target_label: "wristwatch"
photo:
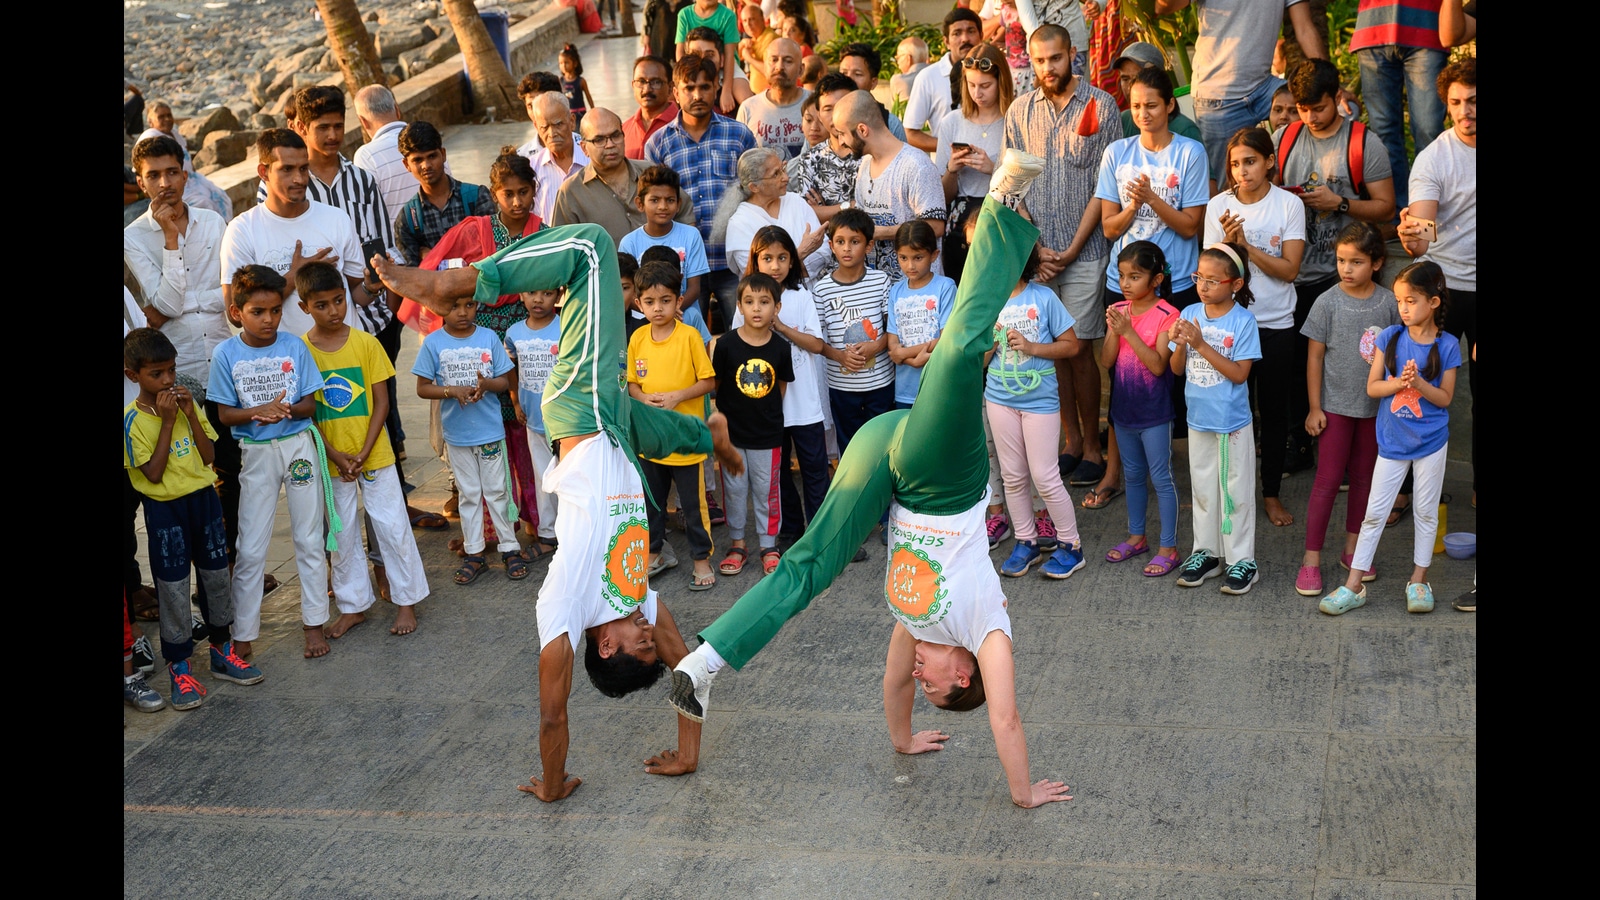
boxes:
[1337,198,1350,214]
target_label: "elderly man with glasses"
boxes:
[550,108,697,245]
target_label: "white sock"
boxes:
[695,642,727,674]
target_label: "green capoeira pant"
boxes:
[699,199,1041,668]
[472,222,710,466]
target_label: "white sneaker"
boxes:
[669,649,716,723]
[988,148,1046,207]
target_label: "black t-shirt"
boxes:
[712,329,794,449]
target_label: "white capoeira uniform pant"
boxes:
[232,430,327,639]
[328,464,430,612]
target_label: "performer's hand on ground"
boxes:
[518,773,582,801]
[1014,779,1073,808]
[897,730,950,755]
[707,412,744,477]
[644,749,697,776]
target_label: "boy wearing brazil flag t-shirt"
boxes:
[299,262,430,641]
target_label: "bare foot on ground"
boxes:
[391,605,418,635]
[326,612,366,639]
[1264,497,1294,527]
[303,626,330,658]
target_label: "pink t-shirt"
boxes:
[1109,298,1180,430]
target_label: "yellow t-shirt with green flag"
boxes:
[303,330,396,473]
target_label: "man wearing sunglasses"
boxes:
[550,108,697,246]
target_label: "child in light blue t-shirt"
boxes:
[413,295,522,584]
[1169,243,1263,595]
[984,247,1086,582]
[505,288,562,556]
[619,165,710,324]
[885,222,956,408]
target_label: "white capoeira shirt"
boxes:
[536,434,659,650]
[884,488,1012,653]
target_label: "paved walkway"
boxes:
[124,30,1476,899]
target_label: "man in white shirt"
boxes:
[221,130,377,337]
[902,7,984,152]
[1400,56,1475,492]
[736,38,809,160]
[126,134,246,593]
[519,92,590,224]
[352,85,451,222]
[835,91,946,281]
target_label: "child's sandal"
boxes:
[503,550,531,581]
[761,548,781,575]
[454,555,488,585]
[718,547,749,575]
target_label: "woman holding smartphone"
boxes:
[934,42,1014,280]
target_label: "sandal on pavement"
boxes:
[1068,459,1106,487]
[1081,485,1123,509]
[454,555,488,585]
[1385,500,1411,528]
[718,547,749,575]
[503,550,531,581]
[1105,540,1149,563]
[409,509,449,530]
[689,569,716,591]
[1143,553,1180,577]
[761,548,781,575]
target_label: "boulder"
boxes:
[255,44,328,107]
[384,61,407,85]
[250,112,281,131]
[399,31,459,76]
[194,130,257,169]
[178,105,242,152]
[374,23,430,58]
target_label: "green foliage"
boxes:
[817,1,945,79]
[1326,0,1361,98]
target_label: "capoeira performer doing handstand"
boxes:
[667,154,1073,808]
[375,225,744,802]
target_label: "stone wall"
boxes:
[212,5,579,216]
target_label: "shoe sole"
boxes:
[1407,603,1435,614]
[211,668,265,686]
[1001,559,1038,577]
[1041,558,1086,580]
[172,695,204,711]
[1175,567,1221,588]
[1453,603,1476,612]
[1320,596,1366,615]
[668,670,705,722]
[1295,584,1323,596]
[125,697,166,712]
[1220,576,1258,595]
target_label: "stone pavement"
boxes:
[123,33,1475,900]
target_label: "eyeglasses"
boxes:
[1190,273,1231,290]
[632,78,667,89]
[961,57,998,73]
[582,131,625,147]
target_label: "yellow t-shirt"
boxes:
[303,330,397,472]
[626,321,714,465]
[123,401,220,503]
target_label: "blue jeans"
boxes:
[1357,46,1447,211]
[1193,77,1285,184]
[1115,420,1178,548]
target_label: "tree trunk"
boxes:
[620,0,637,38]
[440,0,528,121]
[315,0,385,99]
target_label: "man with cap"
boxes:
[1114,42,1203,143]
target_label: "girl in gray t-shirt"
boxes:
[1294,223,1400,598]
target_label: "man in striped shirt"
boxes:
[644,55,756,331]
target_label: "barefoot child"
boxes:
[669,156,1076,810]
[124,328,263,708]
[1098,241,1182,577]
[208,266,332,659]
[1319,262,1459,616]
[371,221,745,802]
[505,287,563,561]
[1169,244,1263,595]
[413,293,523,586]
[298,262,431,637]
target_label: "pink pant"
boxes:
[986,401,1080,546]
[1304,413,1378,552]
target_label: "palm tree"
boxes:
[316,0,385,98]
[441,0,528,121]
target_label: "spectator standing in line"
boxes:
[834,91,946,282]
[552,108,697,246]
[903,8,985,152]
[737,38,810,160]
[353,85,451,222]
[521,93,590,225]
[624,56,680,160]
[1349,0,1449,211]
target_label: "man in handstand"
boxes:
[666,152,1074,808]
[374,224,743,801]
